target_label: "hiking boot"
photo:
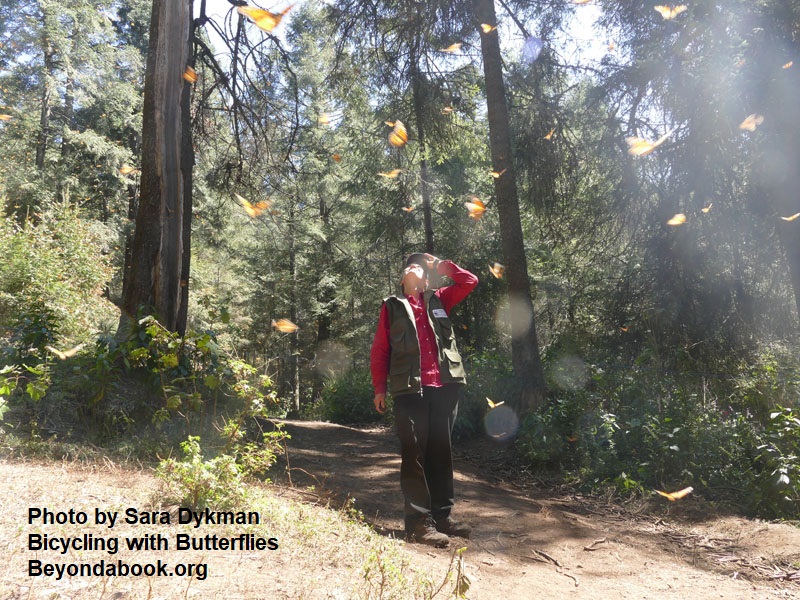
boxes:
[407,517,450,547]
[435,516,472,539]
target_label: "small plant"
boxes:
[156,436,246,510]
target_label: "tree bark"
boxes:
[120,0,193,335]
[410,41,435,253]
[474,0,546,411]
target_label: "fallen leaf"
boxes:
[272,318,299,333]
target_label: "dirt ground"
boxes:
[2,419,799,599]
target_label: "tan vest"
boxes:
[383,290,467,396]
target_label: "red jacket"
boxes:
[370,260,478,395]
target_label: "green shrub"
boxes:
[156,436,247,510]
[317,366,383,424]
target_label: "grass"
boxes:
[0,433,466,600]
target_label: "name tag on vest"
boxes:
[431,308,448,318]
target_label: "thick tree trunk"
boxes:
[474,0,546,411]
[120,0,193,335]
[35,48,55,171]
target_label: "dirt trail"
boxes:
[2,420,799,599]
[276,420,800,599]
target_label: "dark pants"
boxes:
[393,385,460,531]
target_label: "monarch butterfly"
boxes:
[388,120,408,147]
[739,114,764,132]
[489,262,505,279]
[440,43,462,53]
[701,203,712,213]
[626,128,675,156]
[481,23,497,33]
[489,168,507,178]
[332,153,342,162]
[464,197,486,220]
[401,205,415,212]
[667,213,686,226]
[237,5,293,33]
[654,5,687,20]
[486,397,505,409]
[783,61,793,69]
[544,128,556,140]
[781,212,800,222]
[182,65,197,83]
[655,486,693,501]
[378,169,402,178]
[235,193,271,218]
[45,343,86,360]
[118,164,139,175]
[272,318,299,333]
[0,114,12,121]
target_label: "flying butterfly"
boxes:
[783,61,794,69]
[45,343,86,360]
[440,43,462,53]
[464,197,486,220]
[237,5,293,33]
[402,205,415,212]
[626,128,676,157]
[489,262,505,279]
[0,114,11,121]
[318,112,331,126]
[182,65,197,84]
[118,164,139,175]
[441,106,454,114]
[272,318,299,333]
[481,23,497,33]
[572,0,592,4]
[332,153,342,162]
[702,203,713,213]
[378,169,403,178]
[544,127,556,140]
[654,5,687,20]
[235,192,271,218]
[388,120,408,147]
[486,397,505,409]
[667,213,687,226]
[781,213,800,222]
[739,114,764,132]
[489,168,507,178]
[655,486,693,501]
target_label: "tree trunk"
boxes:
[474,0,546,411]
[35,47,55,171]
[410,43,435,253]
[119,0,194,335]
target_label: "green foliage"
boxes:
[315,366,383,424]
[156,436,247,510]
[754,408,800,518]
